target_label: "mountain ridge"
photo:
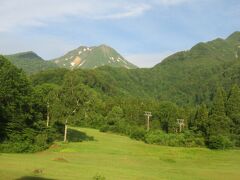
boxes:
[3,44,138,73]
[30,31,240,105]
[157,31,240,66]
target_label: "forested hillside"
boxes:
[31,32,240,105]
[27,32,240,150]
[5,51,58,74]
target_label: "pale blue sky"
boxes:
[0,0,239,67]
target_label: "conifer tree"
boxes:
[193,104,208,136]
[226,84,240,145]
[226,84,240,121]
[211,87,226,117]
[208,87,231,136]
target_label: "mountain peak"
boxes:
[52,44,138,69]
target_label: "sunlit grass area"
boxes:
[0,127,240,180]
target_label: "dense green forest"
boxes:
[1,32,240,152]
[0,56,62,152]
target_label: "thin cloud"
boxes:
[0,0,193,32]
[96,4,151,20]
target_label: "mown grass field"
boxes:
[0,127,240,180]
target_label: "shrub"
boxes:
[34,134,48,146]
[208,136,233,149]
[183,130,205,147]
[99,125,109,132]
[230,134,240,147]
[129,127,146,141]
[0,142,31,153]
[145,130,205,147]
[0,122,64,153]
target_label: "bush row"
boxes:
[100,124,233,149]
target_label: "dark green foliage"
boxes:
[2,32,240,151]
[156,101,178,133]
[192,104,208,136]
[145,130,204,147]
[226,85,240,118]
[208,88,231,137]
[26,32,240,149]
[105,106,125,132]
[31,68,68,86]
[129,127,146,141]
[0,55,33,142]
[0,56,62,152]
[211,88,227,117]
[208,136,233,149]
[226,84,240,145]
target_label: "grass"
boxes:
[0,127,240,180]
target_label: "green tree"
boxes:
[156,101,178,133]
[226,85,240,128]
[0,56,59,152]
[211,87,226,117]
[226,84,240,146]
[0,56,33,141]
[208,88,231,137]
[192,104,208,136]
[103,106,126,133]
[34,83,60,127]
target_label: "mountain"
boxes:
[51,44,138,69]
[32,31,240,105]
[147,31,240,104]
[5,51,58,74]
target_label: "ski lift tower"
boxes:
[144,112,152,131]
[177,119,185,133]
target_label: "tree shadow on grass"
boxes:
[15,177,56,180]
[67,128,94,142]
